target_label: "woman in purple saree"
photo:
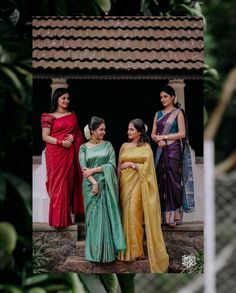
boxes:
[151,85,195,227]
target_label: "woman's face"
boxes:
[127,123,140,141]
[93,123,106,140]
[58,93,70,109]
[160,91,174,107]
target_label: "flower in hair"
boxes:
[144,124,148,133]
[84,124,91,140]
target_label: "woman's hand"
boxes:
[65,134,74,143]
[154,134,164,142]
[158,140,167,148]
[62,140,72,148]
[120,162,136,170]
[92,182,99,195]
[82,168,94,178]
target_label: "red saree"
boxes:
[41,112,84,227]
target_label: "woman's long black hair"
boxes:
[49,88,70,113]
[159,85,181,108]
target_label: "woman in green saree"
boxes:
[79,116,126,263]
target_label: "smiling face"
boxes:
[57,93,70,109]
[160,91,174,108]
[93,123,106,140]
[127,122,141,142]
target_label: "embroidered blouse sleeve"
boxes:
[41,113,53,128]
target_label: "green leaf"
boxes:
[0,221,17,254]
[23,274,49,286]
[0,175,7,204]
[67,273,86,293]
[206,68,219,80]
[54,0,69,15]
[0,66,26,105]
[79,273,108,293]
[116,274,135,293]
[100,274,119,293]
[27,288,47,293]
[2,172,31,216]
[9,9,20,26]
[93,0,111,13]
[0,284,23,293]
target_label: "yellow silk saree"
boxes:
[118,143,169,273]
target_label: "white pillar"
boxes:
[168,79,186,109]
[50,78,68,98]
[204,140,216,293]
[33,150,50,223]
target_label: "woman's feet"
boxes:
[167,222,177,228]
[175,220,182,225]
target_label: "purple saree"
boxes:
[155,108,195,225]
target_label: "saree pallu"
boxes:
[118,143,169,273]
[41,113,84,228]
[79,141,126,263]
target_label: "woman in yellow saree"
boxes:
[118,118,169,273]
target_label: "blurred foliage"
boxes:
[0,1,32,290]
[203,0,236,163]
[204,0,236,77]
[2,0,235,292]
[29,0,204,16]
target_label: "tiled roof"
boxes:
[32,16,203,78]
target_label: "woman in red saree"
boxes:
[41,88,84,228]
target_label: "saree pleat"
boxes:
[79,141,126,263]
[118,143,169,273]
[156,140,183,224]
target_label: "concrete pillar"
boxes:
[168,79,186,110]
[50,78,68,99]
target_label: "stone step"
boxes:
[75,240,85,257]
[60,256,150,273]
[76,235,203,259]
[78,221,203,240]
[75,240,148,258]
[33,221,204,273]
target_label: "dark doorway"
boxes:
[33,78,203,160]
